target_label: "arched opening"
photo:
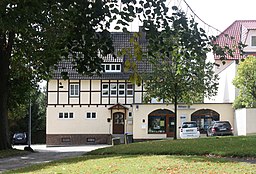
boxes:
[191,109,220,134]
[148,109,175,137]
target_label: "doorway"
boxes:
[113,112,125,134]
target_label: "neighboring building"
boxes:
[46,31,234,146]
[205,20,256,103]
[204,20,256,136]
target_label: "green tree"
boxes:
[0,0,137,150]
[142,7,218,139]
[233,56,256,109]
[9,89,46,143]
[0,0,172,149]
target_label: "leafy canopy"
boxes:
[142,7,218,104]
[233,56,256,109]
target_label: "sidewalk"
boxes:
[0,144,110,173]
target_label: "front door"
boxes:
[167,115,175,137]
[113,112,125,134]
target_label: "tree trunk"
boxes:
[0,52,11,149]
[0,31,13,150]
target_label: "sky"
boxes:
[178,0,256,33]
[126,0,256,36]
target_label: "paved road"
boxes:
[0,144,110,173]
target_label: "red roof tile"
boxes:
[214,20,256,60]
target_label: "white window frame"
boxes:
[118,83,125,96]
[252,36,256,46]
[102,63,121,72]
[102,83,109,96]
[59,112,74,119]
[86,112,97,119]
[126,83,133,96]
[110,84,117,96]
[70,84,79,97]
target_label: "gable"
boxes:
[214,20,256,60]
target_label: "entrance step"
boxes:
[112,134,125,144]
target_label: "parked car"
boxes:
[179,121,200,139]
[207,121,233,136]
[12,132,27,145]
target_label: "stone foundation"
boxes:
[46,134,112,146]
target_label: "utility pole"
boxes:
[24,98,34,152]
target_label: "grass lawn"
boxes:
[4,136,256,174]
[4,155,256,174]
[88,135,256,157]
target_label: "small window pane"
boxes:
[92,112,96,118]
[119,90,125,95]
[64,113,68,118]
[252,36,256,46]
[110,84,117,89]
[87,113,91,118]
[103,84,108,89]
[116,65,121,70]
[127,84,133,89]
[111,90,117,95]
[111,65,115,70]
[106,65,110,70]
[59,113,63,118]
[127,90,133,95]
[103,90,108,96]
[119,84,125,89]
[69,113,73,118]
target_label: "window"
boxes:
[118,84,125,96]
[102,84,109,96]
[252,36,256,46]
[59,113,63,118]
[106,65,110,71]
[127,83,133,96]
[110,84,117,96]
[102,83,134,96]
[64,113,69,118]
[148,116,166,133]
[102,63,122,72]
[86,112,97,119]
[70,84,79,97]
[116,64,121,71]
[59,112,74,119]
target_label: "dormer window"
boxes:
[251,36,256,46]
[102,63,121,72]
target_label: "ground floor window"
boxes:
[148,109,175,136]
[148,116,166,133]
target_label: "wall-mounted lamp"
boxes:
[107,118,111,122]
[59,82,63,88]
[142,119,145,123]
[136,105,139,110]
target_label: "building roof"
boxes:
[215,20,256,60]
[52,32,150,80]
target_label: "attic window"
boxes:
[102,64,121,72]
[251,36,256,46]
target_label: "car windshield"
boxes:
[182,122,197,128]
[215,123,231,128]
[14,133,26,138]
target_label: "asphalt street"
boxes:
[0,144,110,173]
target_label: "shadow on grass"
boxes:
[6,154,247,174]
